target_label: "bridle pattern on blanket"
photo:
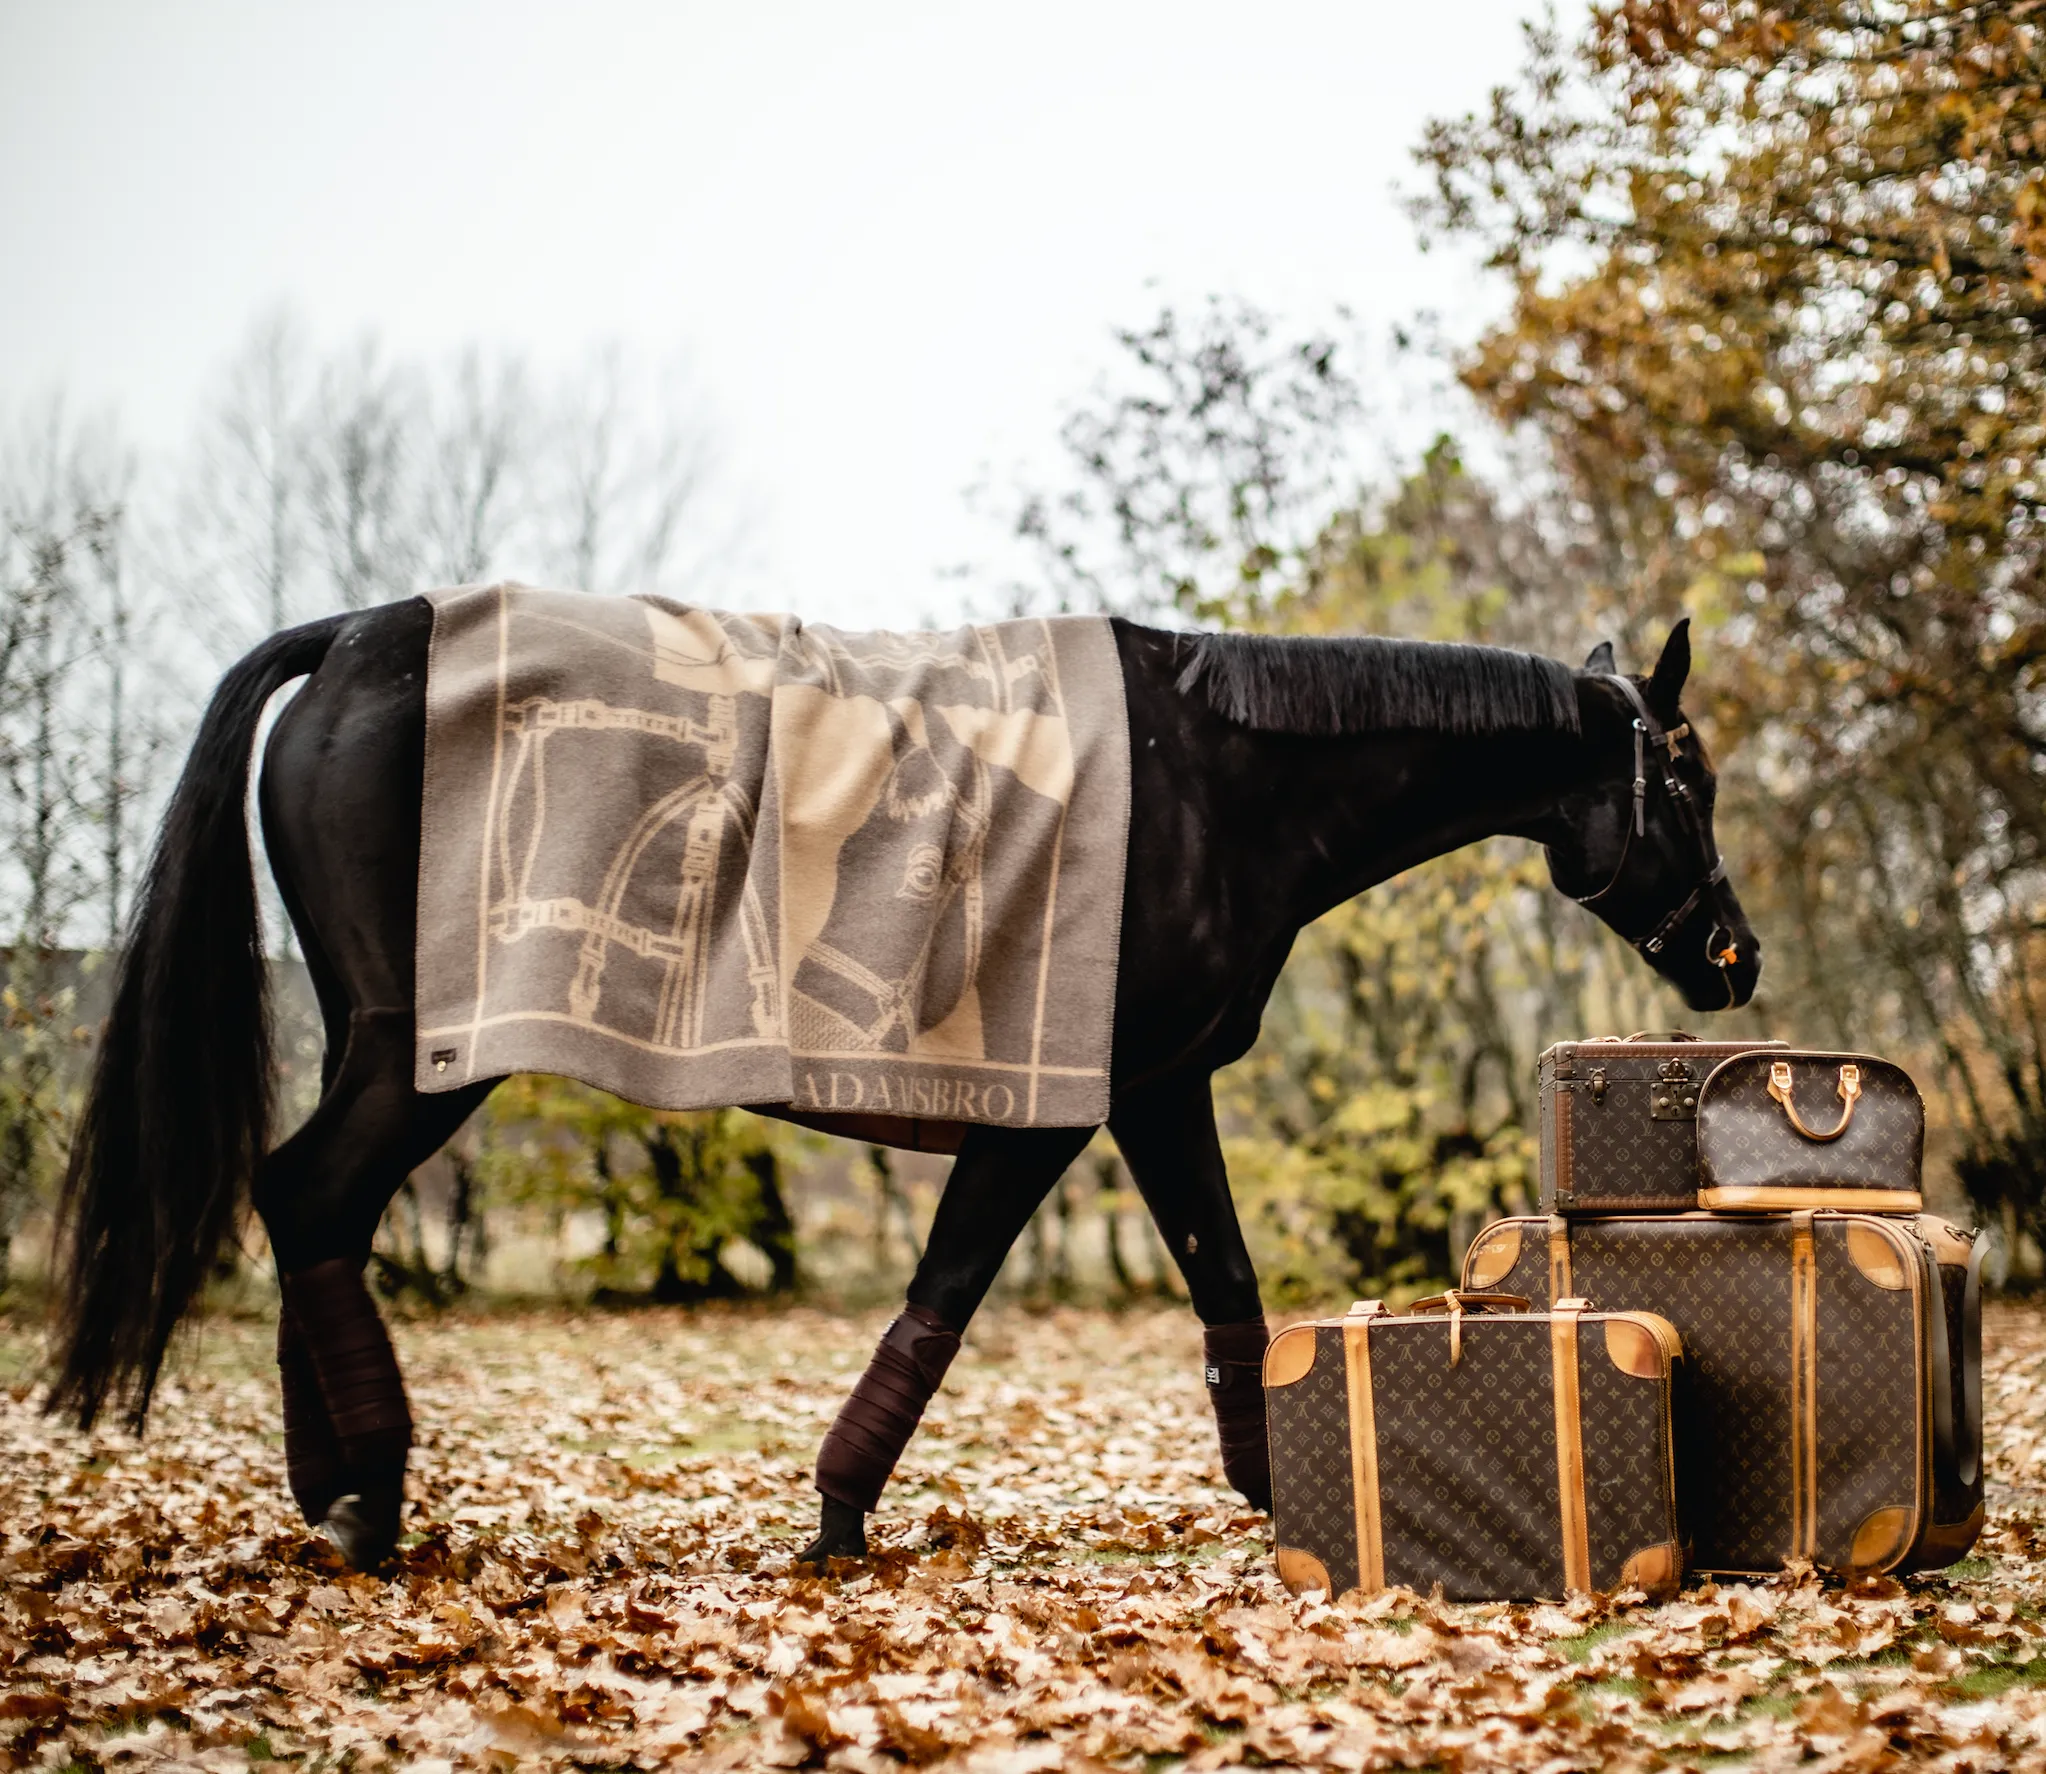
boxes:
[413,585,1131,1129]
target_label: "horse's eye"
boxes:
[897,843,945,902]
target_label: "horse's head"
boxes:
[1541,621,1761,1011]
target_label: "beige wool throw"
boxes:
[414,585,1130,1129]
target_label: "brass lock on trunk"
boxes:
[1650,1058,1698,1121]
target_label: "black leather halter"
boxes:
[1566,674,1741,983]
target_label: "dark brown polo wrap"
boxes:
[815,1304,962,1513]
[277,1305,347,1525]
[1203,1318,1273,1513]
[276,1259,413,1524]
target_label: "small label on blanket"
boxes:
[413,585,1130,1127]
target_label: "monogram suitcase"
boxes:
[1264,1292,1686,1602]
[1463,1211,1984,1573]
[1539,1034,1787,1214]
[1696,1050,1925,1213]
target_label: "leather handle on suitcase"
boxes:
[1768,1060,1862,1141]
[1623,1030,1700,1041]
[1410,1292,1531,1369]
[1409,1292,1532,1315]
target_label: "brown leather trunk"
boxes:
[1263,1298,1685,1602]
[1538,1036,1786,1214]
[1462,1211,1984,1573]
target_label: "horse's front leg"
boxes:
[799,1121,1096,1563]
[253,1008,494,1569]
[1108,1069,1272,1513]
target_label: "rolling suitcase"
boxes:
[1263,1292,1686,1602]
[1538,1034,1786,1214]
[1462,1211,1984,1573]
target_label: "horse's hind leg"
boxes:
[799,1121,1095,1563]
[247,594,487,1565]
[253,1009,493,1568]
[1107,1070,1272,1513]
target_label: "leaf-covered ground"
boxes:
[3,1301,2046,1771]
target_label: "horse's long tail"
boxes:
[50,613,347,1431]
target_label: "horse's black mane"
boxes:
[1173,630,1581,737]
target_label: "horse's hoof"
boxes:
[321,1488,402,1570]
[1229,1472,1274,1515]
[795,1497,868,1565]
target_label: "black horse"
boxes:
[49,596,1757,1569]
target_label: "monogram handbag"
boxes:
[1263,1292,1685,1601]
[1695,1050,1924,1213]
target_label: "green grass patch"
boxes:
[1827,1650,1918,1674]
[1658,1690,1796,1737]
[1585,1675,1651,1703]
[1950,1657,2046,1700]
[558,1421,784,1462]
[1948,1557,1994,1579]
[1556,1620,1637,1662]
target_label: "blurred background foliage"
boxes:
[3,0,2043,1308]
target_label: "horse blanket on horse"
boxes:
[413,584,1130,1133]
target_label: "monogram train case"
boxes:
[1463,1212,1985,1574]
[1539,1034,1788,1214]
[1696,1050,1925,1213]
[1263,1292,1686,1602]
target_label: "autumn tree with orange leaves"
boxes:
[1414,0,2046,1259]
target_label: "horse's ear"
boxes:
[1584,640,1617,674]
[1647,618,1691,716]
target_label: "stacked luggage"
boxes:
[1265,1036,1986,1599]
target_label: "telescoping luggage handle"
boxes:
[1768,1059,1863,1141]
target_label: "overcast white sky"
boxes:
[1,1,1558,629]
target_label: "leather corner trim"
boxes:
[1263,1325,1318,1388]
[1916,1215,1975,1266]
[1700,1185,1924,1214]
[1619,1541,1681,1601]
[1465,1222,1523,1291]
[1275,1546,1333,1595]
[1849,1504,1916,1572]
[1845,1221,1911,1289]
[1901,1502,1986,1573]
[1603,1318,1669,1379]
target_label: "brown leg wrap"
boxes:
[276,1259,413,1520]
[1204,1318,1273,1513]
[815,1305,961,1513]
[277,1305,349,1525]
